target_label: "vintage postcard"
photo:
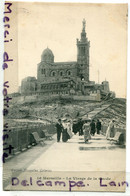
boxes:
[2,1,128,192]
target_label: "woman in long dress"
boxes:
[62,120,70,142]
[106,120,115,139]
[66,120,73,138]
[83,123,91,143]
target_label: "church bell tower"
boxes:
[77,19,90,81]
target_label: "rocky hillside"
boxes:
[5,98,126,128]
[95,98,126,128]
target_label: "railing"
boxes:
[5,122,126,161]
[7,123,56,156]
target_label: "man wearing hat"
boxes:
[55,119,63,142]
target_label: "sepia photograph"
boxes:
[3,1,128,192]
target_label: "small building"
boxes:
[21,77,37,95]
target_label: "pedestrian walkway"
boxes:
[3,133,125,189]
[3,135,57,188]
[27,134,125,172]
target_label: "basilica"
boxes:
[20,19,112,101]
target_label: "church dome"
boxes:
[41,47,54,63]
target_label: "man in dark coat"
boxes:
[72,120,79,135]
[96,119,101,134]
[78,119,84,136]
[90,120,96,136]
[55,119,63,142]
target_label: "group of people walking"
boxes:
[55,118,73,143]
[55,118,102,143]
[83,119,116,143]
[55,116,116,144]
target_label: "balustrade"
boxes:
[6,123,56,158]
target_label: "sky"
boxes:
[14,2,128,98]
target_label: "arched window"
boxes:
[80,74,84,81]
[51,71,56,77]
[81,47,85,55]
[60,71,63,76]
[41,68,45,74]
[67,70,72,76]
